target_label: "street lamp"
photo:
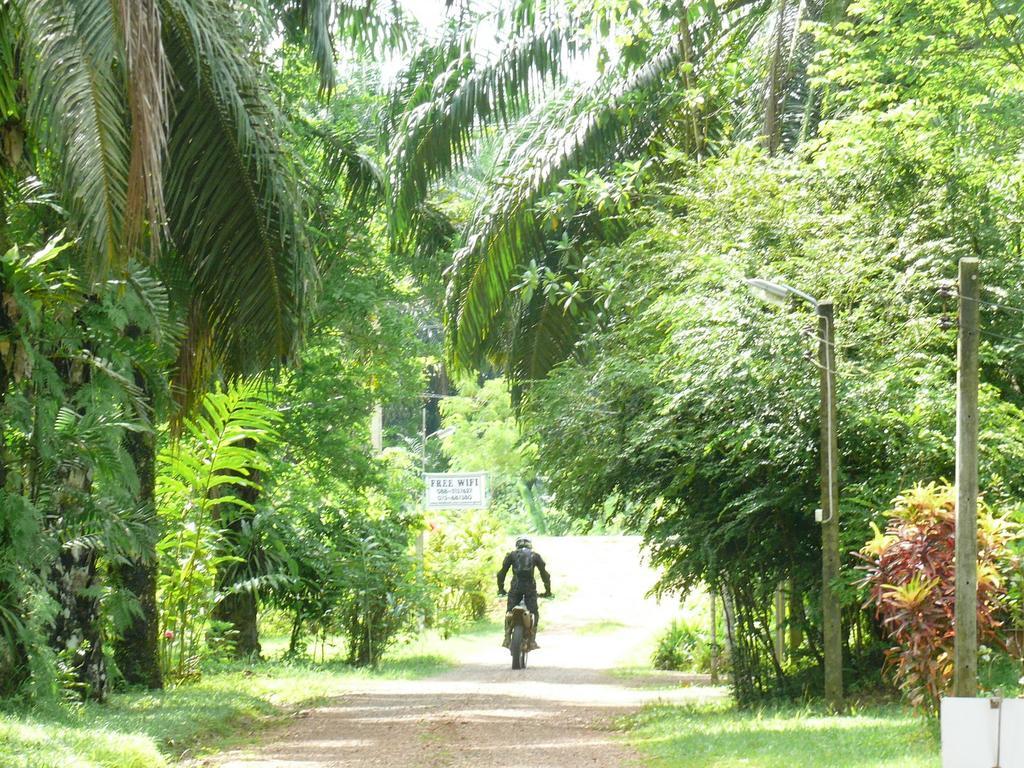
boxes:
[745,278,819,309]
[744,277,843,711]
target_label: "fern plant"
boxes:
[156,379,278,679]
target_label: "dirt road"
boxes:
[200,536,722,768]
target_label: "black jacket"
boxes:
[497,549,551,594]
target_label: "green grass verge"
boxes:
[576,619,631,635]
[0,629,472,768]
[622,700,940,768]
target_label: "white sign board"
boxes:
[424,472,488,510]
[942,697,1024,767]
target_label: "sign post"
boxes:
[424,472,489,510]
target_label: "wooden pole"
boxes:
[371,404,383,453]
[418,402,428,630]
[954,257,980,697]
[818,301,843,711]
[710,586,719,684]
[788,582,803,653]
[774,583,786,665]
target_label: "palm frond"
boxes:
[305,121,384,209]
[726,0,821,149]
[507,278,579,388]
[21,0,131,270]
[0,3,17,121]
[445,38,687,376]
[386,18,574,243]
[443,0,788,383]
[161,0,314,395]
[382,34,463,138]
[119,0,170,250]
[269,0,410,94]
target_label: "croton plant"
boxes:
[858,482,1017,711]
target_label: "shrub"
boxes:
[857,482,1015,711]
[424,509,502,637]
[332,508,424,666]
[652,619,725,673]
[155,381,278,680]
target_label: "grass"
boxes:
[0,624,489,768]
[576,619,631,635]
[621,699,940,768]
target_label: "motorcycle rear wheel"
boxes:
[510,625,527,669]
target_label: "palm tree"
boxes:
[0,0,407,695]
[383,0,848,388]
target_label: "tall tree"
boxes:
[381,0,847,388]
[2,0,331,696]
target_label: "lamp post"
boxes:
[745,278,843,711]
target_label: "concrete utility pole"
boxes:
[954,257,980,698]
[745,278,844,709]
[818,301,843,712]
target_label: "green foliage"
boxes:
[516,47,1024,693]
[419,0,837,384]
[651,618,725,674]
[423,509,503,638]
[268,449,427,667]
[438,377,559,533]
[330,505,423,666]
[1,231,173,700]
[857,483,1015,711]
[9,0,1024,730]
[156,380,280,679]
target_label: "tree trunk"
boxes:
[212,579,260,658]
[47,330,110,700]
[110,414,162,688]
[762,0,787,155]
[0,256,11,490]
[788,584,805,654]
[111,555,162,687]
[49,469,107,700]
[211,464,261,659]
[288,611,305,656]
[679,3,705,160]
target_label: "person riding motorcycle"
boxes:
[497,536,552,650]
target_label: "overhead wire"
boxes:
[979,328,1024,345]
[979,288,1024,315]
[797,289,947,378]
[274,291,995,415]
[964,290,1024,345]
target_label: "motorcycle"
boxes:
[503,593,553,670]
[507,599,534,670]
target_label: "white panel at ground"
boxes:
[941,697,1009,767]
[997,699,1024,763]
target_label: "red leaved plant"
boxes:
[857,482,1015,711]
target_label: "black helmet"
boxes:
[515,536,532,549]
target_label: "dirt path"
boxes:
[198,536,723,768]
